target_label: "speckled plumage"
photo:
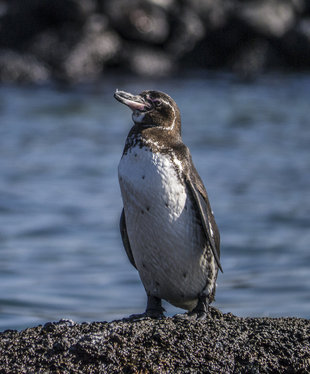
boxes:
[115,89,221,317]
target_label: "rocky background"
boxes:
[0,0,310,83]
[0,308,309,373]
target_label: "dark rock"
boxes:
[0,0,96,49]
[230,39,283,78]
[126,45,173,77]
[1,0,310,82]
[304,1,310,15]
[27,26,80,70]
[62,15,121,82]
[166,7,205,57]
[0,308,309,373]
[180,17,253,69]
[0,50,49,83]
[28,15,121,82]
[103,0,170,44]
[237,0,296,38]
[279,18,310,67]
[187,0,235,29]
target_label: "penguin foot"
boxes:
[127,309,165,321]
[126,295,165,321]
[174,310,207,321]
[175,295,209,321]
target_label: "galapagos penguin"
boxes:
[115,89,222,320]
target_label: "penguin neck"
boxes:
[124,123,182,156]
[140,123,181,148]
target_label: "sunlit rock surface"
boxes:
[0,308,309,373]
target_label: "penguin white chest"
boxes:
[118,145,210,310]
[119,146,186,222]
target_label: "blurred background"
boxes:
[0,0,309,331]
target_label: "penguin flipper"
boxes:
[120,209,137,269]
[186,178,223,273]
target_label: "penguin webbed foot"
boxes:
[175,296,209,321]
[175,310,207,321]
[126,295,165,321]
[127,310,164,321]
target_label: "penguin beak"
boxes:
[114,89,151,112]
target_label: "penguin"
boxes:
[114,89,222,320]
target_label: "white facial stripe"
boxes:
[159,99,176,131]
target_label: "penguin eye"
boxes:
[153,99,162,108]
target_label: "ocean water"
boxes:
[0,73,309,331]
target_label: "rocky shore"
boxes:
[1,0,310,83]
[0,307,309,373]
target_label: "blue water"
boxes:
[0,73,309,331]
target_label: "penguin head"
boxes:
[114,89,181,133]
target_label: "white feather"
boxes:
[118,145,215,310]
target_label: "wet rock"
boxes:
[0,308,309,373]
